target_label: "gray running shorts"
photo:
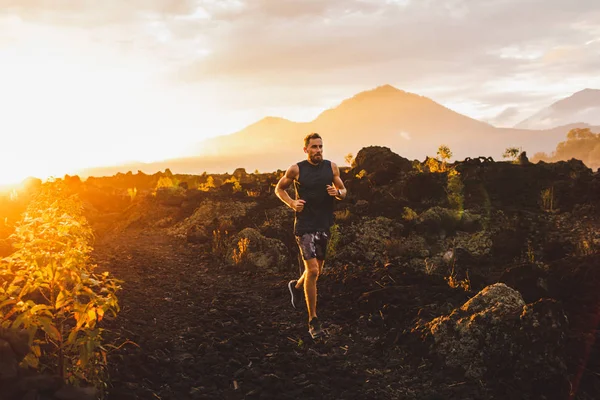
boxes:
[296,231,329,261]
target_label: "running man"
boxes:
[275,132,347,338]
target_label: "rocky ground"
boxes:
[93,227,480,400]
[2,146,600,399]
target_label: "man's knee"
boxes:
[305,259,320,277]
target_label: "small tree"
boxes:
[224,176,243,193]
[156,176,175,189]
[437,145,453,172]
[503,147,521,162]
[437,145,452,161]
[344,153,354,167]
[199,176,215,191]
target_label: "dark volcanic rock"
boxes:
[226,227,289,273]
[417,283,568,394]
[350,146,413,185]
[498,262,549,303]
[457,157,595,212]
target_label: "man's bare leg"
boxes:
[295,259,324,289]
[302,258,321,321]
[295,270,306,289]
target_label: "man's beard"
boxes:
[309,153,323,163]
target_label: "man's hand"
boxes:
[290,199,306,212]
[326,184,339,197]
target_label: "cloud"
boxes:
[399,131,412,141]
[160,0,600,127]
[0,0,198,23]
[2,0,600,123]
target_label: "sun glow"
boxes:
[0,17,261,185]
[0,21,198,185]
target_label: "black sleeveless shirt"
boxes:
[294,160,334,235]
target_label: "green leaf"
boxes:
[38,316,61,341]
[29,304,52,316]
[67,328,79,345]
[31,344,41,357]
[12,312,29,329]
[55,291,68,309]
[0,298,16,309]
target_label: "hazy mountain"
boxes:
[185,85,501,170]
[79,85,600,178]
[515,89,600,129]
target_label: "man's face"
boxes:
[304,138,323,164]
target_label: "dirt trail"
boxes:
[92,228,419,400]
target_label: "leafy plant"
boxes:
[540,187,555,212]
[223,176,243,193]
[445,263,470,291]
[425,157,442,173]
[199,176,216,191]
[246,189,261,198]
[211,229,229,259]
[334,209,351,221]
[156,176,176,189]
[127,187,137,202]
[326,224,341,259]
[232,238,250,265]
[447,169,464,211]
[356,170,367,179]
[0,180,121,393]
[402,207,418,221]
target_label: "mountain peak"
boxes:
[250,116,293,126]
[259,116,290,122]
[372,84,402,93]
[338,84,418,106]
[237,116,296,136]
[354,84,405,98]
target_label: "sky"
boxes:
[1,0,600,184]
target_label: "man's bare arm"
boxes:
[275,164,305,211]
[327,162,347,199]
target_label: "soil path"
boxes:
[92,228,428,400]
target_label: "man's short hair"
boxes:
[304,132,322,147]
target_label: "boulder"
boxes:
[226,228,289,273]
[350,146,413,185]
[419,283,567,385]
[155,187,186,207]
[416,207,461,235]
[498,262,549,303]
[167,200,257,240]
[336,216,404,264]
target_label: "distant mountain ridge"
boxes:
[188,85,499,167]
[79,85,600,178]
[516,88,600,129]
